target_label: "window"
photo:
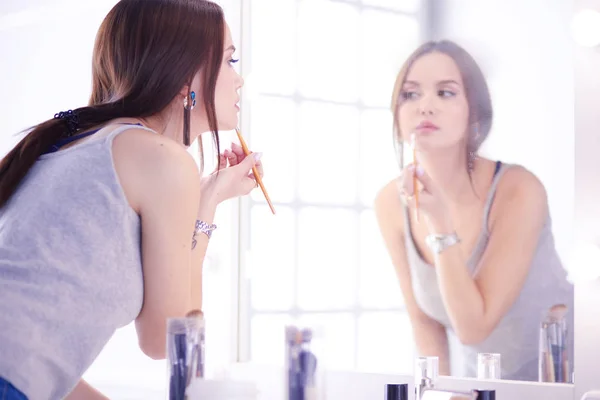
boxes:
[239,0,426,374]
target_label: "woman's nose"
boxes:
[418,94,436,115]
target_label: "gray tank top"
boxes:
[0,123,156,400]
[402,162,574,381]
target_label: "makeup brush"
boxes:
[548,304,569,382]
[411,133,419,222]
[235,128,276,215]
[184,309,205,380]
[186,309,204,319]
[548,304,568,321]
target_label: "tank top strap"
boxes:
[481,162,513,230]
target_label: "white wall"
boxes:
[0,1,117,156]
[435,0,575,266]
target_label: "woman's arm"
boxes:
[65,380,110,400]
[189,200,217,309]
[426,167,548,345]
[112,129,207,359]
[375,180,450,374]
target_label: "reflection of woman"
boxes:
[0,1,261,399]
[374,40,573,381]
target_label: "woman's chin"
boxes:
[217,117,238,132]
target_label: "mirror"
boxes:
[240,0,575,385]
[0,0,581,396]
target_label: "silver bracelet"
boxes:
[192,220,217,249]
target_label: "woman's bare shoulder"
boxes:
[374,177,406,233]
[111,127,200,212]
[496,164,547,201]
[490,163,548,228]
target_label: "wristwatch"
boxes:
[194,220,217,239]
[425,232,461,254]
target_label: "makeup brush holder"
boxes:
[284,324,326,400]
[538,313,571,383]
[166,316,206,400]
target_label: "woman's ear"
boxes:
[179,84,191,98]
[185,71,203,99]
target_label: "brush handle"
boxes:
[235,129,276,214]
[411,136,419,222]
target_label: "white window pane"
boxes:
[249,206,295,311]
[250,0,296,95]
[298,102,359,204]
[362,0,421,13]
[298,1,359,102]
[361,11,420,108]
[357,312,414,373]
[359,109,400,206]
[249,95,296,203]
[359,210,404,308]
[297,313,356,370]
[298,207,358,310]
[250,314,293,365]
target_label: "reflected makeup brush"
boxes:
[235,128,276,215]
[412,133,419,222]
[185,309,205,379]
[541,304,569,382]
[186,309,203,318]
[548,304,568,321]
[548,304,569,382]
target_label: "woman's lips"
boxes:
[415,121,439,132]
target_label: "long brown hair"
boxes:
[0,0,224,208]
[390,40,493,171]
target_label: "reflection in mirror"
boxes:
[374,38,574,383]
[241,0,575,387]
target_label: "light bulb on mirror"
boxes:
[567,241,600,283]
[571,8,600,48]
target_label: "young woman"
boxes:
[374,40,573,381]
[0,1,262,399]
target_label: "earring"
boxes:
[467,123,480,172]
[468,150,477,171]
[184,91,196,110]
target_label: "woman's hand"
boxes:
[199,142,264,206]
[399,164,451,231]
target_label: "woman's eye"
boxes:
[401,91,418,100]
[438,89,455,97]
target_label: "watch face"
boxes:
[425,235,437,249]
[425,236,442,253]
[425,233,459,254]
